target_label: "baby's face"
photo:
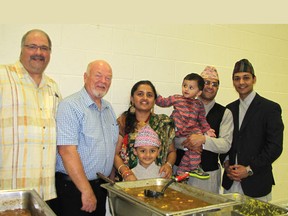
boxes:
[182,79,201,99]
[133,146,160,168]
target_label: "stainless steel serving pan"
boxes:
[102,178,240,216]
[222,193,288,216]
[0,189,56,216]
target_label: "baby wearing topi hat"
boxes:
[132,125,165,180]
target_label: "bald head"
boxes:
[84,60,113,103]
[86,60,112,76]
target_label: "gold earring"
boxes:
[130,105,135,114]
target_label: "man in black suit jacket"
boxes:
[221,59,284,201]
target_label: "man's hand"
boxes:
[225,164,249,182]
[206,129,216,137]
[182,134,205,154]
[81,190,97,213]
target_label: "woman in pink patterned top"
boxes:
[156,73,215,179]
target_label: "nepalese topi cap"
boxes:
[233,59,255,75]
[201,66,219,80]
[134,125,161,148]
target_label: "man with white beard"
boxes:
[55,60,119,216]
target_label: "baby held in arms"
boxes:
[156,73,215,179]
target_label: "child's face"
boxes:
[133,146,160,168]
[182,79,202,99]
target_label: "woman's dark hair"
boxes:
[125,80,157,134]
[183,73,205,90]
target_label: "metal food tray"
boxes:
[0,189,56,216]
[272,199,288,210]
[220,193,288,216]
[102,178,240,216]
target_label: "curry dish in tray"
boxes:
[122,185,211,212]
[0,209,31,216]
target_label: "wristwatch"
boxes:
[246,166,253,176]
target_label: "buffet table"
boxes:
[102,178,288,216]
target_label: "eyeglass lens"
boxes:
[204,80,219,87]
[24,44,51,52]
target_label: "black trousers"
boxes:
[54,172,107,216]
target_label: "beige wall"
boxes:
[1,24,287,202]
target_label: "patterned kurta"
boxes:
[156,95,211,137]
[117,113,175,169]
[0,61,61,201]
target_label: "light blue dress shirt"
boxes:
[56,87,118,180]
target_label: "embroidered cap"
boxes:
[135,125,161,148]
[201,66,219,80]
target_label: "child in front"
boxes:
[132,124,164,179]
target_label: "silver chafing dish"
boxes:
[272,199,288,210]
[222,193,288,216]
[0,189,56,216]
[102,178,288,216]
[102,178,240,216]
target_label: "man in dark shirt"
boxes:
[221,59,284,201]
[179,66,233,193]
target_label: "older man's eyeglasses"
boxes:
[204,80,219,87]
[24,44,51,52]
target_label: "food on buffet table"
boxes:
[234,197,287,216]
[122,185,211,211]
[0,209,31,216]
[0,190,56,216]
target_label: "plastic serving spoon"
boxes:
[144,172,189,198]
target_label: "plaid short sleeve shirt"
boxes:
[0,61,61,201]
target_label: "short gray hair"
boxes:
[21,29,52,48]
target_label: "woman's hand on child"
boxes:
[159,163,173,179]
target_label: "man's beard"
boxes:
[92,89,107,98]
